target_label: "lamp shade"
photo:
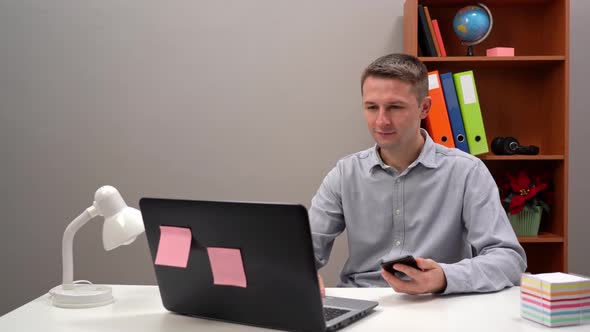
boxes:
[93,186,144,251]
[102,206,144,251]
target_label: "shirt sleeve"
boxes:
[438,160,527,294]
[309,165,346,270]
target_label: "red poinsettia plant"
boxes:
[496,169,552,215]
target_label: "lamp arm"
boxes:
[61,205,99,289]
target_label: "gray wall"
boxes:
[569,0,590,277]
[0,0,401,315]
[0,0,588,316]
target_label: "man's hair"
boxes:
[360,53,429,102]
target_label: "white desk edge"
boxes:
[1,285,588,331]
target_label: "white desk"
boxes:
[1,285,588,331]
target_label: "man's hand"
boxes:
[381,257,447,295]
[318,273,325,297]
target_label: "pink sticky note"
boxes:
[486,47,514,57]
[207,247,247,288]
[155,226,192,268]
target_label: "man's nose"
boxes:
[376,108,391,126]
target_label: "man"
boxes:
[310,53,526,295]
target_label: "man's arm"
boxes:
[309,166,346,270]
[438,160,527,294]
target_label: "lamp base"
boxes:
[49,283,114,308]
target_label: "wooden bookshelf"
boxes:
[404,0,569,273]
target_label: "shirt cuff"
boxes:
[438,263,470,295]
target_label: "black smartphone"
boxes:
[381,255,420,276]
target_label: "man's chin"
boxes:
[375,141,400,150]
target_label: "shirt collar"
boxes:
[368,129,438,174]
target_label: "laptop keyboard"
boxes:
[323,307,351,321]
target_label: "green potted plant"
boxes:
[496,169,552,236]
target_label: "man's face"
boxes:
[362,76,430,152]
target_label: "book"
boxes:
[423,6,441,57]
[431,19,447,57]
[417,5,436,57]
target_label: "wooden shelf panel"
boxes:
[421,56,566,69]
[480,155,565,161]
[420,56,565,63]
[518,232,564,243]
[420,0,556,5]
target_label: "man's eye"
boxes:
[366,106,378,111]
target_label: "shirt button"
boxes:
[395,209,401,215]
[395,241,401,246]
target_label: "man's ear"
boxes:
[420,96,432,119]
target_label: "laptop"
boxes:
[140,198,378,332]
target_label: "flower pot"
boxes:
[508,205,542,236]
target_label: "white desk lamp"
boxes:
[49,186,144,308]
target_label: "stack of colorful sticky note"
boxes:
[521,272,590,327]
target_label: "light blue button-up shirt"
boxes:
[309,130,527,294]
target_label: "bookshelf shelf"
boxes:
[420,0,554,5]
[420,56,566,63]
[404,0,569,273]
[518,232,564,243]
[479,155,565,161]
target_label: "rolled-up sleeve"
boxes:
[309,165,346,270]
[439,160,527,294]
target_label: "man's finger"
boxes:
[381,270,410,292]
[381,269,401,286]
[382,270,422,294]
[318,274,325,297]
[415,257,436,271]
[393,263,421,280]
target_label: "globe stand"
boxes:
[466,45,474,56]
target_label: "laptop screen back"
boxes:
[140,198,326,331]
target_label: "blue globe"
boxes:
[453,5,491,43]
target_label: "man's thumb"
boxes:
[416,257,436,271]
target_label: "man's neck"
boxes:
[379,133,426,173]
